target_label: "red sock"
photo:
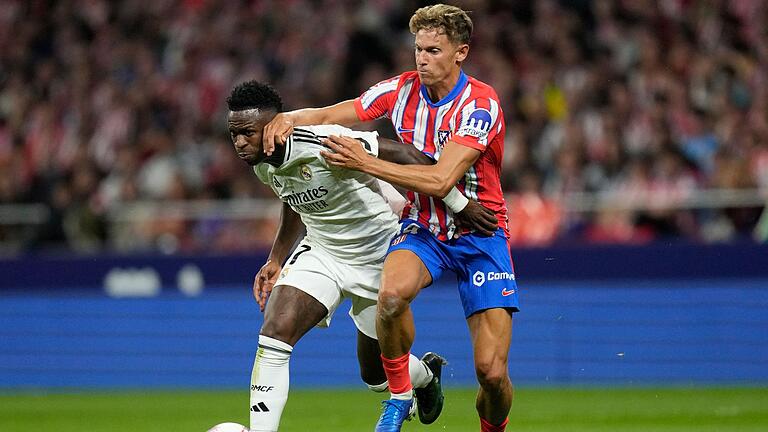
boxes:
[380,353,412,394]
[480,417,509,432]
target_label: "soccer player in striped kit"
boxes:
[262,5,519,432]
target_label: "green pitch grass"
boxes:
[1,387,766,431]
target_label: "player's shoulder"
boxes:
[465,74,501,101]
[298,124,352,139]
[375,71,418,91]
[290,125,378,163]
[284,127,326,164]
[399,70,420,83]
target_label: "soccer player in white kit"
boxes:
[226,81,499,431]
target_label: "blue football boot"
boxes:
[374,398,416,432]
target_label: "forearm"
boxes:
[287,100,360,127]
[322,136,478,199]
[376,138,474,211]
[362,158,453,197]
[268,203,305,263]
[376,140,469,211]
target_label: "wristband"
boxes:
[443,186,469,212]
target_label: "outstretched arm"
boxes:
[373,137,498,236]
[323,136,480,198]
[253,203,304,311]
[263,100,359,155]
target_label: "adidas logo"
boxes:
[251,402,270,413]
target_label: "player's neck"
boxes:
[423,69,463,103]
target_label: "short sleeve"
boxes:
[302,125,379,157]
[354,75,400,121]
[451,97,503,152]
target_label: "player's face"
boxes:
[414,29,468,87]
[228,110,273,165]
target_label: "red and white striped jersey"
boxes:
[354,70,509,240]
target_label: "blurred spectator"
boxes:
[507,169,562,246]
[0,0,766,253]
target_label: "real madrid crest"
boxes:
[300,165,312,181]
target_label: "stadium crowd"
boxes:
[1,0,767,253]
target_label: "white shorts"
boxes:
[274,239,381,339]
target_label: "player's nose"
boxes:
[234,135,247,148]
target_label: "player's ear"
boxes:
[455,44,469,63]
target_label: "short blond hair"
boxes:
[409,3,473,45]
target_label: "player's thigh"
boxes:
[261,284,328,345]
[380,249,433,302]
[467,308,513,379]
[262,242,344,345]
[384,221,451,300]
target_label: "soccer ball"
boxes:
[206,422,249,432]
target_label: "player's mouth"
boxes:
[237,152,252,160]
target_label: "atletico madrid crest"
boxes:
[437,130,451,146]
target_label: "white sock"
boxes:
[249,335,293,432]
[368,354,433,397]
[409,353,433,389]
[391,389,413,400]
[367,381,389,393]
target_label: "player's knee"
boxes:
[377,290,409,322]
[259,321,296,346]
[475,357,510,392]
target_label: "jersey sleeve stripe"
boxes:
[449,85,474,133]
[285,135,293,162]
[353,98,373,121]
[360,78,399,110]
[392,79,415,136]
[487,98,500,145]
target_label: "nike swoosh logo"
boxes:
[501,288,515,297]
[397,127,415,133]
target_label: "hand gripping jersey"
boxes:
[354,70,510,241]
[254,125,400,265]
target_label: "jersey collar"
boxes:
[419,70,468,108]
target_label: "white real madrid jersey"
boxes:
[254,125,401,265]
